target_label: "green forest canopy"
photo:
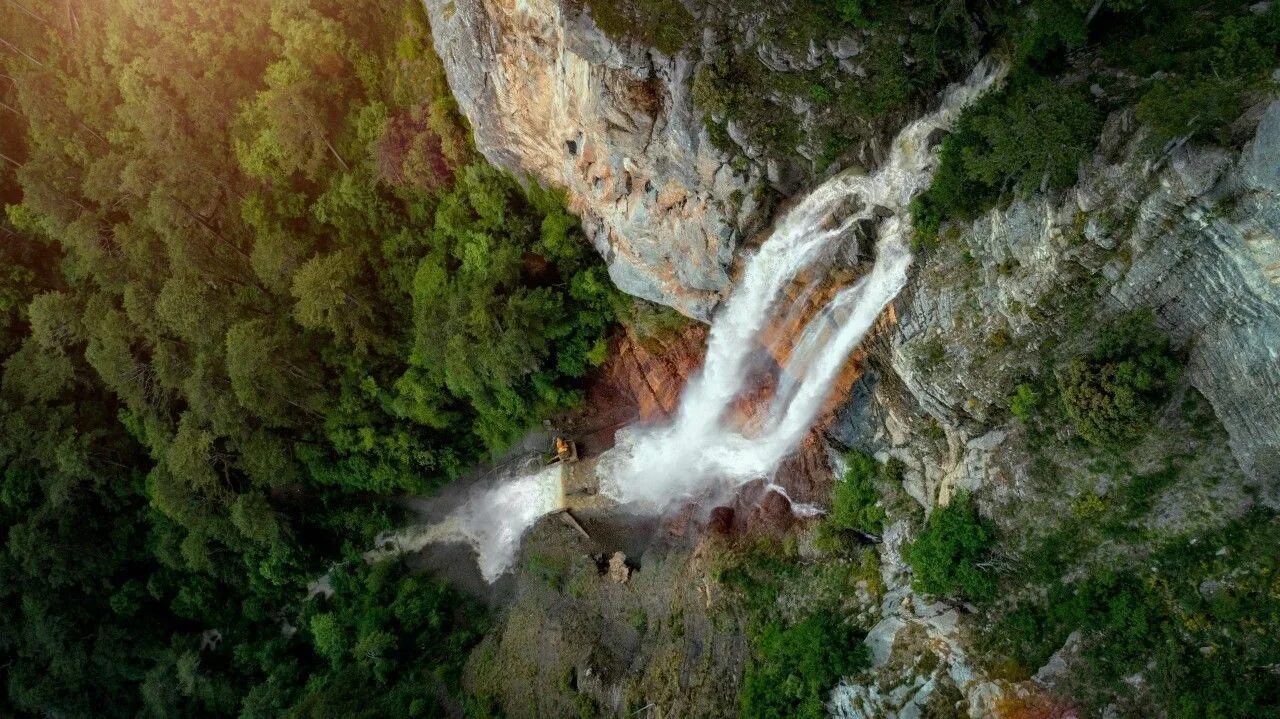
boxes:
[0,0,618,715]
[3,0,1277,716]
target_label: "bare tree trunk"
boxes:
[66,0,80,33]
[0,36,45,68]
[5,0,51,27]
[324,137,350,172]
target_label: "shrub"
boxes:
[827,451,886,535]
[1130,3,1280,149]
[911,75,1099,245]
[1056,311,1180,447]
[1009,382,1041,422]
[833,0,868,26]
[912,336,947,372]
[741,611,870,719]
[579,0,695,55]
[614,296,691,350]
[904,492,996,601]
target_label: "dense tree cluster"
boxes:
[823,450,886,536]
[912,0,1280,245]
[904,491,996,601]
[0,0,615,715]
[1057,311,1180,448]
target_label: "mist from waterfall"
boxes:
[368,462,564,582]
[380,61,1004,581]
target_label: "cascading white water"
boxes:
[381,61,1004,581]
[597,62,1004,512]
[368,463,563,582]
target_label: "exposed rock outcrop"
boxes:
[424,2,1280,705]
[814,101,1280,719]
[422,0,767,319]
[889,102,1280,492]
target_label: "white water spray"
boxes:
[368,463,563,582]
[597,62,1003,512]
[382,62,1004,580]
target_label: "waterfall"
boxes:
[597,61,1004,512]
[381,61,1004,581]
[368,463,563,582]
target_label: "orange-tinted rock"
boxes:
[707,506,735,536]
[774,431,836,507]
[616,324,709,423]
[569,323,709,457]
[746,488,797,536]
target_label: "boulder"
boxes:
[607,551,631,583]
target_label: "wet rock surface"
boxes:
[565,323,707,457]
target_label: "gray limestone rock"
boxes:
[422,0,766,319]
[885,101,1280,490]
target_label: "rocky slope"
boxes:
[421,0,767,319]
[887,101,1280,495]
[421,0,1279,714]
[822,100,1280,717]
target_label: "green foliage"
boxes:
[833,0,868,26]
[0,0,572,716]
[984,509,1280,717]
[911,75,1099,245]
[911,336,947,372]
[579,0,696,55]
[826,451,886,535]
[904,492,996,601]
[284,559,487,716]
[1008,382,1041,423]
[1136,76,1249,149]
[525,552,571,591]
[403,163,618,451]
[690,0,976,170]
[912,0,1278,244]
[614,296,693,350]
[741,612,871,719]
[1128,2,1280,149]
[718,540,872,719]
[1057,311,1180,447]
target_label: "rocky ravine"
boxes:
[421,0,1278,486]
[422,0,1279,712]
[422,0,769,320]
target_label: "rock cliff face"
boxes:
[821,101,1280,717]
[885,101,1280,493]
[421,0,766,319]
[423,2,1280,709]
[420,0,1276,483]
[569,323,708,457]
